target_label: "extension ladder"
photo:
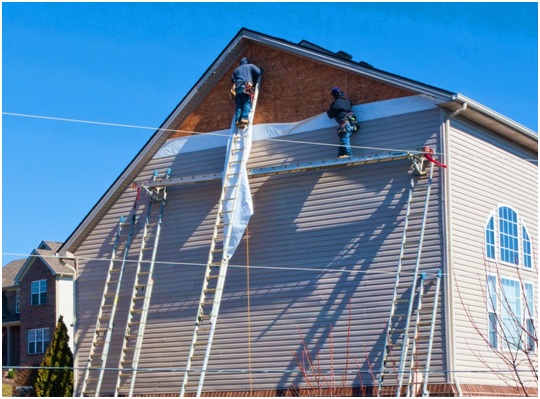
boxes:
[115,169,172,396]
[180,77,261,397]
[377,159,435,397]
[405,270,442,397]
[80,214,138,396]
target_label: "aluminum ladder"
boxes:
[180,77,261,397]
[114,169,172,396]
[377,159,434,397]
[80,214,137,396]
[405,269,442,397]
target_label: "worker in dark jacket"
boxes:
[231,57,261,127]
[327,87,357,158]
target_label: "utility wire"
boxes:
[1,251,449,278]
[5,111,536,162]
[1,365,537,375]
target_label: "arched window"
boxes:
[485,206,533,269]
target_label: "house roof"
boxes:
[58,27,538,258]
[13,241,74,284]
[2,259,25,288]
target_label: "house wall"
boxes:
[74,107,447,395]
[174,42,414,136]
[19,259,58,366]
[57,277,75,352]
[446,118,538,389]
[2,289,18,316]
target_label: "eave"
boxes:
[439,94,538,152]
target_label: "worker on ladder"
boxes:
[231,57,261,127]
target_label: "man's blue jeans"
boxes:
[235,87,252,122]
[337,121,354,157]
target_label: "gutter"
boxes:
[452,94,537,139]
[441,105,465,397]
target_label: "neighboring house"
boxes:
[57,29,537,396]
[2,241,75,368]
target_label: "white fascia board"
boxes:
[452,93,538,139]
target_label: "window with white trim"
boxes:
[485,206,533,269]
[487,275,498,348]
[501,277,522,350]
[31,279,47,306]
[15,290,20,314]
[524,282,535,352]
[28,328,50,354]
[486,275,536,353]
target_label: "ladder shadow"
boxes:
[237,163,412,391]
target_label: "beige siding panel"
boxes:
[74,109,448,395]
[447,118,538,388]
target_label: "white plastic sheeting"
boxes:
[154,95,438,159]
[152,94,438,259]
[220,121,254,260]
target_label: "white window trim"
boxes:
[15,290,20,314]
[28,327,50,355]
[486,273,498,349]
[487,274,536,354]
[31,279,47,306]
[484,205,534,270]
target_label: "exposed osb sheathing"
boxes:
[173,42,415,138]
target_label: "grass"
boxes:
[3,383,13,396]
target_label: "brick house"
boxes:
[2,241,75,368]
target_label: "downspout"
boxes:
[442,101,467,397]
[57,253,79,394]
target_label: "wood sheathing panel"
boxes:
[175,42,415,136]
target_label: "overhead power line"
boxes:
[3,111,537,162]
[1,251,448,279]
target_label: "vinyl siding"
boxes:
[57,278,75,352]
[447,118,538,387]
[74,108,447,395]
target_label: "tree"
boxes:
[454,256,538,396]
[34,316,74,397]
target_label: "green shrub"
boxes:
[34,316,74,397]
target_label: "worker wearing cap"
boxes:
[231,57,261,127]
[327,87,355,158]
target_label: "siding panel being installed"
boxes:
[75,108,447,395]
[447,118,538,388]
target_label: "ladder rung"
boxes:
[391,313,407,318]
[417,321,433,326]
[390,328,405,333]
[204,288,216,294]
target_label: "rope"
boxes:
[246,226,253,394]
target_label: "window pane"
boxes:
[501,278,522,350]
[499,207,519,265]
[524,283,534,316]
[523,226,532,268]
[486,216,495,259]
[527,319,535,352]
[489,313,498,348]
[487,275,497,312]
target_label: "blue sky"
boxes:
[2,2,537,266]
